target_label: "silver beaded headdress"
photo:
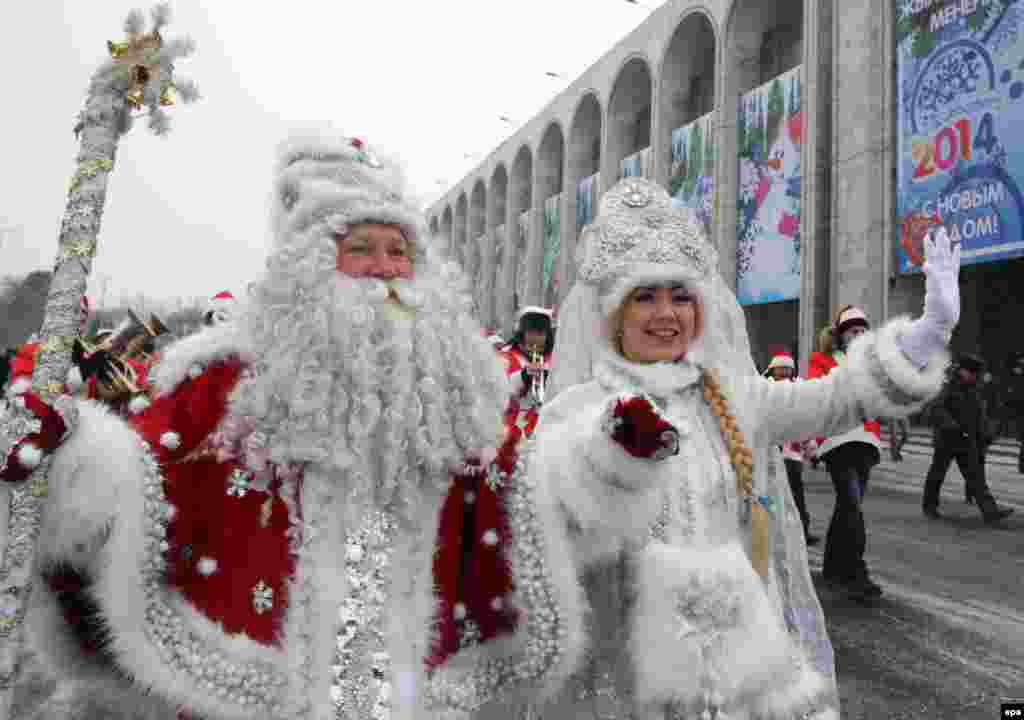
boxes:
[575,178,717,316]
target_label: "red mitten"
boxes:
[602,394,680,461]
[1,383,71,483]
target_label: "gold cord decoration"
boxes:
[701,368,770,579]
[69,159,114,192]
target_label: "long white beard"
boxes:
[223,271,505,519]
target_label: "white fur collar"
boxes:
[152,323,255,397]
[593,348,703,398]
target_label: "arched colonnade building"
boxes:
[427,0,1024,373]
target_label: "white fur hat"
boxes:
[272,130,427,255]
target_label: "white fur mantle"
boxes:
[152,323,255,397]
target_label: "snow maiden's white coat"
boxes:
[494,319,944,720]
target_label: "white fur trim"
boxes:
[874,315,949,402]
[16,442,42,469]
[816,426,881,458]
[751,660,827,719]
[159,431,180,450]
[66,365,85,393]
[533,385,671,566]
[8,378,30,396]
[92,450,288,720]
[196,556,218,576]
[26,401,146,682]
[517,306,553,321]
[630,542,804,707]
[128,394,151,415]
[598,263,707,317]
[151,323,253,397]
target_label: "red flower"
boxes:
[350,138,365,150]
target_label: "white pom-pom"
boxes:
[160,431,181,450]
[128,395,151,415]
[165,505,177,522]
[482,529,499,546]
[196,556,218,576]
[464,491,476,504]
[489,596,504,611]
[187,364,203,379]
[8,379,30,397]
[66,366,85,393]
[17,443,43,469]
[453,602,467,621]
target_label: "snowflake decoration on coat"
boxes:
[226,468,251,498]
[251,580,274,614]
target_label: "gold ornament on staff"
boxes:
[107,22,176,109]
[0,4,198,713]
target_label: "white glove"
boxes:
[898,225,961,368]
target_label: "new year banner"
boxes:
[577,172,599,237]
[896,0,1024,272]
[670,110,717,239]
[736,65,803,305]
[542,194,561,308]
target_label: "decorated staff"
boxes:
[0,4,197,712]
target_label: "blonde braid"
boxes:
[701,368,754,497]
[702,367,771,579]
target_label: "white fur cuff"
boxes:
[17,442,43,469]
[870,316,948,406]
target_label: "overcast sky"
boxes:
[0,1,654,306]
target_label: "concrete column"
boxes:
[716,16,761,288]
[798,0,834,371]
[830,0,890,330]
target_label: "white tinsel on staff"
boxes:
[0,5,198,715]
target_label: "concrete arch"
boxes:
[719,0,805,368]
[534,122,566,309]
[441,205,453,257]
[469,179,487,281]
[603,54,653,189]
[509,145,534,314]
[657,8,717,189]
[454,192,468,268]
[566,92,603,295]
[489,164,511,330]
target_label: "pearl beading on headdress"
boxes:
[576,178,717,286]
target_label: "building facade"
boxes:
[427,0,1024,375]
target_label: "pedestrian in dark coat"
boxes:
[922,353,1014,524]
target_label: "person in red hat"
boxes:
[807,305,885,600]
[764,350,819,546]
[496,306,555,447]
[203,290,237,327]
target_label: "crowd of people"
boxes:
[0,128,1008,720]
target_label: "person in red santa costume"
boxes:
[807,305,885,601]
[203,291,238,327]
[0,131,565,720]
[497,307,554,446]
[763,350,820,546]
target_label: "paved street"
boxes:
[803,448,1024,719]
